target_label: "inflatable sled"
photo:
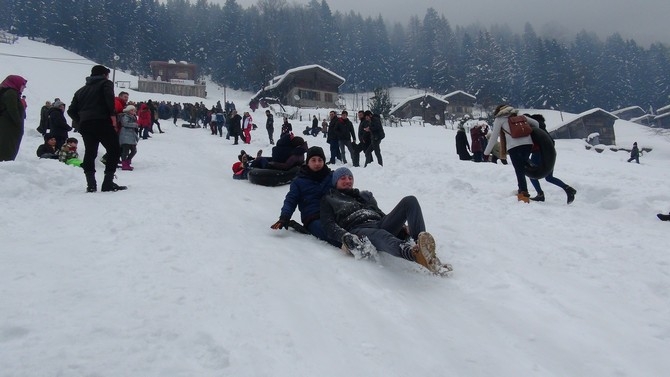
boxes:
[248,166,300,187]
[525,127,556,180]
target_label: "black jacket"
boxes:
[335,118,356,141]
[67,75,115,123]
[47,107,71,137]
[320,188,385,242]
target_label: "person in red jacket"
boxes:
[114,91,129,114]
[137,102,152,139]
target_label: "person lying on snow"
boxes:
[320,167,452,274]
[252,134,307,170]
[270,146,340,247]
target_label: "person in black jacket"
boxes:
[335,110,356,164]
[265,110,274,144]
[455,124,472,160]
[320,167,451,274]
[47,100,71,148]
[228,110,242,144]
[68,65,126,192]
[363,111,384,167]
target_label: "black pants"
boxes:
[79,119,121,175]
[364,138,383,166]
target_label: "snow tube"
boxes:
[248,166,300,187]
[525,128,556,180]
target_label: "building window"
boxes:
[298,90,319,101]
[324,93,333,103]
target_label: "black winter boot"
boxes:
[101,174,127,192]
[564,186,577,204]
[85,173,97,193]
[530,193,545,202]
[657,213,670,221]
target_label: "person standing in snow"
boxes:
[0,74,27,161]
[119,105,139,171]
[455,124,472,160]
[335,110,356,164]
[320,167,451,273]
[242,111,253,144]
[363,111,385,167]
[265,109,274,144]
[627,142,640,164]
[229,110,242,145]
[47,100,72,149]
[67,65,126,192]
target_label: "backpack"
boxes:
[504,115,533,138]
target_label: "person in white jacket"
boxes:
[484,104,539,202]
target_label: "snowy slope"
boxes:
[1,38,669,377]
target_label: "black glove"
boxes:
[342,233,363,251]
[270,217,289,230]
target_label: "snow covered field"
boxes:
[1,38,669,377]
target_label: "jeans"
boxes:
[529,153,567,194]
[350,196,426,260]
[507,144,532,193]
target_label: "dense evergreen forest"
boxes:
[2,0,669,113]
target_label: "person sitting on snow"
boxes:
[36,134,59,159]
[320,167,452,274]
[58,137,82,167]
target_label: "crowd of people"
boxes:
[2,66,667,279]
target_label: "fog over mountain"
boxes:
[225,0,670,46]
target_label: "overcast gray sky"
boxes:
[218,0,670,46]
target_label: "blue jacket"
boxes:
[280,165,333,226]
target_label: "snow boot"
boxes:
[121,160,134,171]
[101,174,127,192]
[413,232,441,273]
[517,191,530,203]
[657,213,670,221]
[85,172,97,193]
[530,193,545,202]
[564,186,577,204]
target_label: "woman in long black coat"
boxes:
[455,125,472,160]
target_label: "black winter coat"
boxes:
[320,188,385,242]
[67,75,115,123]
[47,107,71,137]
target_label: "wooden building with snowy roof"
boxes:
[443,90,476,118]
[549,108,619,145]
[389,93,449,125]
[249,65,345,109]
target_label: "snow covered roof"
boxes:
[389,93,449,114]
[551,108,618,130]
[630,114,655,123]
[655,112,670,120]
[444,90,476,100]
[255,64,345,97]
[611,106,645,115]
[656,104,670,114]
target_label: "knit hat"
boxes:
[91,65,110,76]
[306,146,325,162]
[332,167,353,186]
[123,105,136,113]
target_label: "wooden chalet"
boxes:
[389,93,449,125]
[549,108,618,145]
[250,65,345,108]
[443,90,476,118]
[137,60,206,97]
[656,104,670,116]
[611,106,646,121]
